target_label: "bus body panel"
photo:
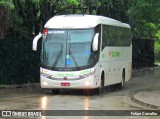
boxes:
[99,46,132,86]
[41,75,96,89]
[44,15,130,29]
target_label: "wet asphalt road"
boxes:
[0,67,160,119]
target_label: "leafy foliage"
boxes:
[0,0,14,9]
[128,0,160,40]
[0,0,160,60]
[0,0,14,38]
[127,0,160,62]
[7,0,79,38]
[155,42,160,62]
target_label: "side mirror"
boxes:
[92,33,99,51]
[32,33,42,51]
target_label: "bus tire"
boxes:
[118,70,125,89]
[52,89,59,94]
[97,72,104,94]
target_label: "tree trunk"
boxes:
[0,7,10,39]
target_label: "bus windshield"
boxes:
[41,29,97,71]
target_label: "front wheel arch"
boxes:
[101,71,105,87]
[97,71,105,94]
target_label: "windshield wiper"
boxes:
[68,44,79,70]
[53,49,63,67]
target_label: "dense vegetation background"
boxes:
[0,0,159,59]
[0,0,160,84]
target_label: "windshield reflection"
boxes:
[41,29,97,71]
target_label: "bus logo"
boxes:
[63,77,67,80]
[109,51,120,57]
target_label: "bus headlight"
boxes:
[41,73,50,78]
[42,81,48,86]
[85,81,90,86]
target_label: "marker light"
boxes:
[43,29,48,34]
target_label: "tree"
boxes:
[128,0,160,40]
[96,0,132,23]
[8,0,79,38]
[37,0,78,34]
[128,0,160,62]
[0,0,14,9]
[0,0,14,39]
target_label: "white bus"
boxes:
[33,15,132,94]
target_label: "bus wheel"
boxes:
[97,72,104,94]
[83,89,97,95]
[52,89,59,94]
[118,70,125,89]
[83,89,90,95]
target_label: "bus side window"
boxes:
[102,25,109,49]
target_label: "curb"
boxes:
[131,91,160,110]
[132,65,160,73]
[125,96,153,110]
[0,83,40,90]
[132,97,160,110]
[131,65,160,110]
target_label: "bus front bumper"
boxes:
[40,75,98,89]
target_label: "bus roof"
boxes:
[44,15,131,29]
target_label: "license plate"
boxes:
[61,82,70,86]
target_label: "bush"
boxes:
[155,42,160,63]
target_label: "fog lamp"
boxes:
[85,81,90,86]
[42,81,48,86]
